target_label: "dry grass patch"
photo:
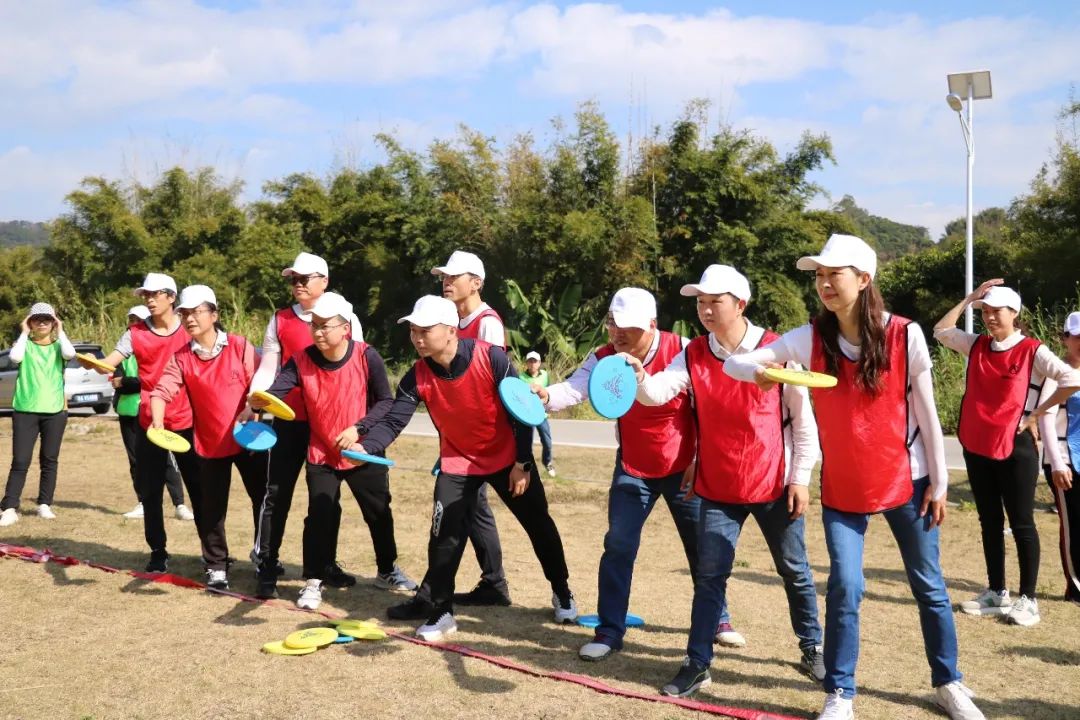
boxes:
[0,416,1077,720]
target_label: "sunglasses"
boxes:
[29,315,55,324]
[288,274,325,287]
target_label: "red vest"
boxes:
[275,307,315,422]
[811,316,912,514]
[596,332,696,478]
[458,306,505,349]
[174,335,252,459]
[958,335,1041,460]
[131,322,192,431]
[686,331,786,504]
[295,342,369,470]
[415,341,516,475]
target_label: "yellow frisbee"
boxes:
[283,627,338,649]
[249,390,296,421]
[75,352,115,373]
[328,619,381,629]
[762,367,838,389]
[262,641,317,656]
[335,625,387,641]
[146,428,191,453]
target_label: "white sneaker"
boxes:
[816,690,854,720]
[546,464,557,478]
[579,637,617,661]
[205,569,229,591]
[715,622,747,647]
[935,681,985,720]
[552,590,578,623]
[1005,595,1040,626]
[959,588,1011,617]
[174,504,195,521]
[296,579,323,610]
[416,612,457,642]
[37,504,56,519]
[0,508,18,527]
[123,503,144,519]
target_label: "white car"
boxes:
[0,342,115,414]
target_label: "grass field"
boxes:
[1,416,1078,720]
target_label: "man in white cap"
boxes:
[113,304,186,520]
[429,249,512,608]
[627,266,823,697]
[251,291,414,608]
[84,273,201,571]
[532,288,709,662]
[522,351,555,476]
[249,252,366,594]
[357,295,577,641]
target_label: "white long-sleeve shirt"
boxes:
[10,330,76,363]
[545,331,672,414]
[250,304,364,392]
[725,317,950,501]
[635,322,819,487]
[1038,375,1080,473]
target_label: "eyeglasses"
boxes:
[179,307,213,318]
[312,322,347,335]
[29,315,54,324]
[139,289,171,299]
[289,274,325,286]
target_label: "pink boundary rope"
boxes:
[1,542,803,720]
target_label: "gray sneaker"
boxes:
[659,657,712,698]
[375,565,418,592]
[802,645,826,682]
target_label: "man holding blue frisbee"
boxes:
[534,287,709,661]
[358,295,577,641]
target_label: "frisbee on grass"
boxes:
[328,619,382,629]
[335,624,387,641]
[576,613,645,629]
[341,449,395,467]
[249,390,296,421]
[146,428,191,454]
[75,352,115,373]
[262,641,316,656]
[332,634,355,644]
[588,356,637,419]
[498,376,547,427]
[233,421,277,452]
[284,627,338,649]
[761,367,838,389]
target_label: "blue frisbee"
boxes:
[576,613,645,629]
[498,376,547,427]
[332,633,355,644]
[232,421,277,452]
[588,355,637,419]
[341,449,395,467]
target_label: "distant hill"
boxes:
[832,195,932,261]
[0,220,50,248]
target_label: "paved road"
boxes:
[401,413,969,470]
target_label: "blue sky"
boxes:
[2,1,1079,239]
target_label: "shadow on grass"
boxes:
[52,499,122,516]
[43,559,95,587]
[1005,645,1080,666]
[214,600,267,627]
[860,685,1080,720]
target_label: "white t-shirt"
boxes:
[249,304,364,392]
[460,302,505,347]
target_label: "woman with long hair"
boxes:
[725,235,983,720]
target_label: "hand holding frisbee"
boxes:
[588,355,637,419]
[146,427,191,453]
[761,367,837,389]
[233,421,278,452]
[75,352,115,374]
[498,376,547,427]
[342,445,395,467]
[249,390,296,421]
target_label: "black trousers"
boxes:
[302,462,399,580]
[964,430,1040,597]
[3,410,67,510]
[1044,464,1080,602]
[118,415,184,506]
[198,452,269,570]
[423,464,570,613]
[254,420,310,565]
[137,425,202,554]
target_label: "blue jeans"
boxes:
[687,494,822,666]
[822,476,961,698]
[596,460,701,647]
[533,419,553,467]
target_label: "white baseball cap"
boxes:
[127,305,151,321]
[609,288,656,331]
[177,285,217,310]
[680,264,752,301]
[310,291,353,321]
[525,351,541,362]
[398,295,459,328]
[28,302,57,319]
[796,234,878,279]
[973,286,1022,312]
[281,252,329,278]
[431,250,485,280]
[134,272,177,296]
[1064,311,1080,337]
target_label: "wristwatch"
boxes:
[515,461,534,473]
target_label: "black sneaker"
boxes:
[801,645,826,682]
[323,562,357,588]
[255,570,278,600]
[659,657,712,698]
[250,549,286,577]
[453,580,512,606]
[387,594,435,620]
[145,550,170,574]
